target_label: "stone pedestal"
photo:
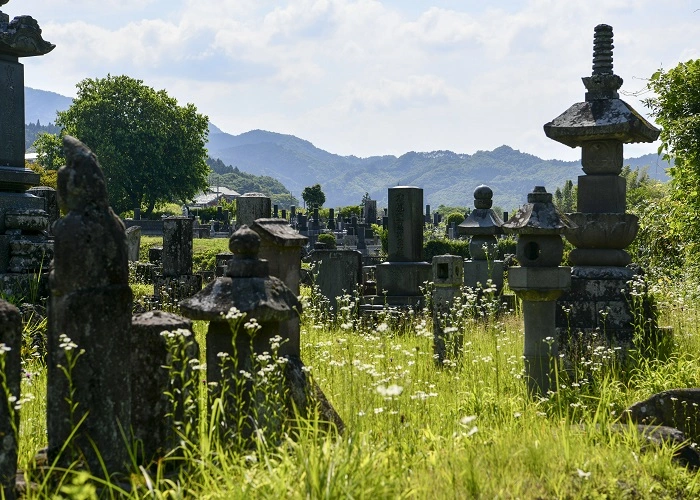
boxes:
[509,266,571,395]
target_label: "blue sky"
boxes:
[15,0,700,161]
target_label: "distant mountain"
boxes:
[25,87,72,125]
[207,129,671,211]
[25,86,671,211]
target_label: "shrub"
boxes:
[317,233,337,249]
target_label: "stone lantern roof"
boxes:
[543,24,659,147]
[458,185,504,236]
[0,2,55,58]
[503,187,574,235]
[252,218,307,247]
[179,225,300,322]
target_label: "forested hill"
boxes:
[207,128,671,211]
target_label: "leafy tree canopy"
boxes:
[32,132,64,170]
[302,183,326,209]
[644,60,700,264]
[56,74,209,215]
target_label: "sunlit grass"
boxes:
[11,270,700,497]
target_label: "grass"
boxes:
[9,244,700,497]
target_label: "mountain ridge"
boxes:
[26,86,671,210]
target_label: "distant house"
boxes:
[191,186,240,207]
[25,152,38,164]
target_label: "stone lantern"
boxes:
[503,187,573,395]
[180,225,343,444]
[458,185,504,292]
[544,24,660,343]
[0,2,55,297]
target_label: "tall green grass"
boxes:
[10,275,700,497]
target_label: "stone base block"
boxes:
[154,275,202,301]
[508,267,571,301]
[375,261,431,298]
[569,248,631,266]
[464,260,504,290]
[555,265,655,346]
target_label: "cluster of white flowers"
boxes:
[58,334,79,351]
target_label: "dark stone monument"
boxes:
[544,24,660,345]
[236,192,271,228]
[370,186,431,309]
[0,299,20,500]
[327,208,335,230]
[363,199,377,225]
[47,136,133,476]
[309,249,363,313]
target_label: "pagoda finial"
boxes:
[592,24,614,75]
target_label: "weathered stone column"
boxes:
[47,136,133,476]
[131,311,199,465]
[0,300,20,500]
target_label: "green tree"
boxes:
[33,132,64,170]
[644,60,700,265]
[301,183,326,209]
[553,179,577,213]
[56,74,209,215]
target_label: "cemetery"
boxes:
[2,3,700,497]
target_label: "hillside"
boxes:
[26,86,671,211]
[207,129,670,211]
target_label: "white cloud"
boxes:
[18,0,700,160]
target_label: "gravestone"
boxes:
[363,199,377,225]
[47,136,133,476]
[0,300,21,500]
[27,186,59,233]
[252,218,307,357]
[371,186,431,308]
[154,217,202,301]
[309,249,363,313]
[236,192,271,228]
[125,225,141,262]
[131,311,199,465]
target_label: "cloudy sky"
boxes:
[16,0,700,161]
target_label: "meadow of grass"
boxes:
[11,251,700,498]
